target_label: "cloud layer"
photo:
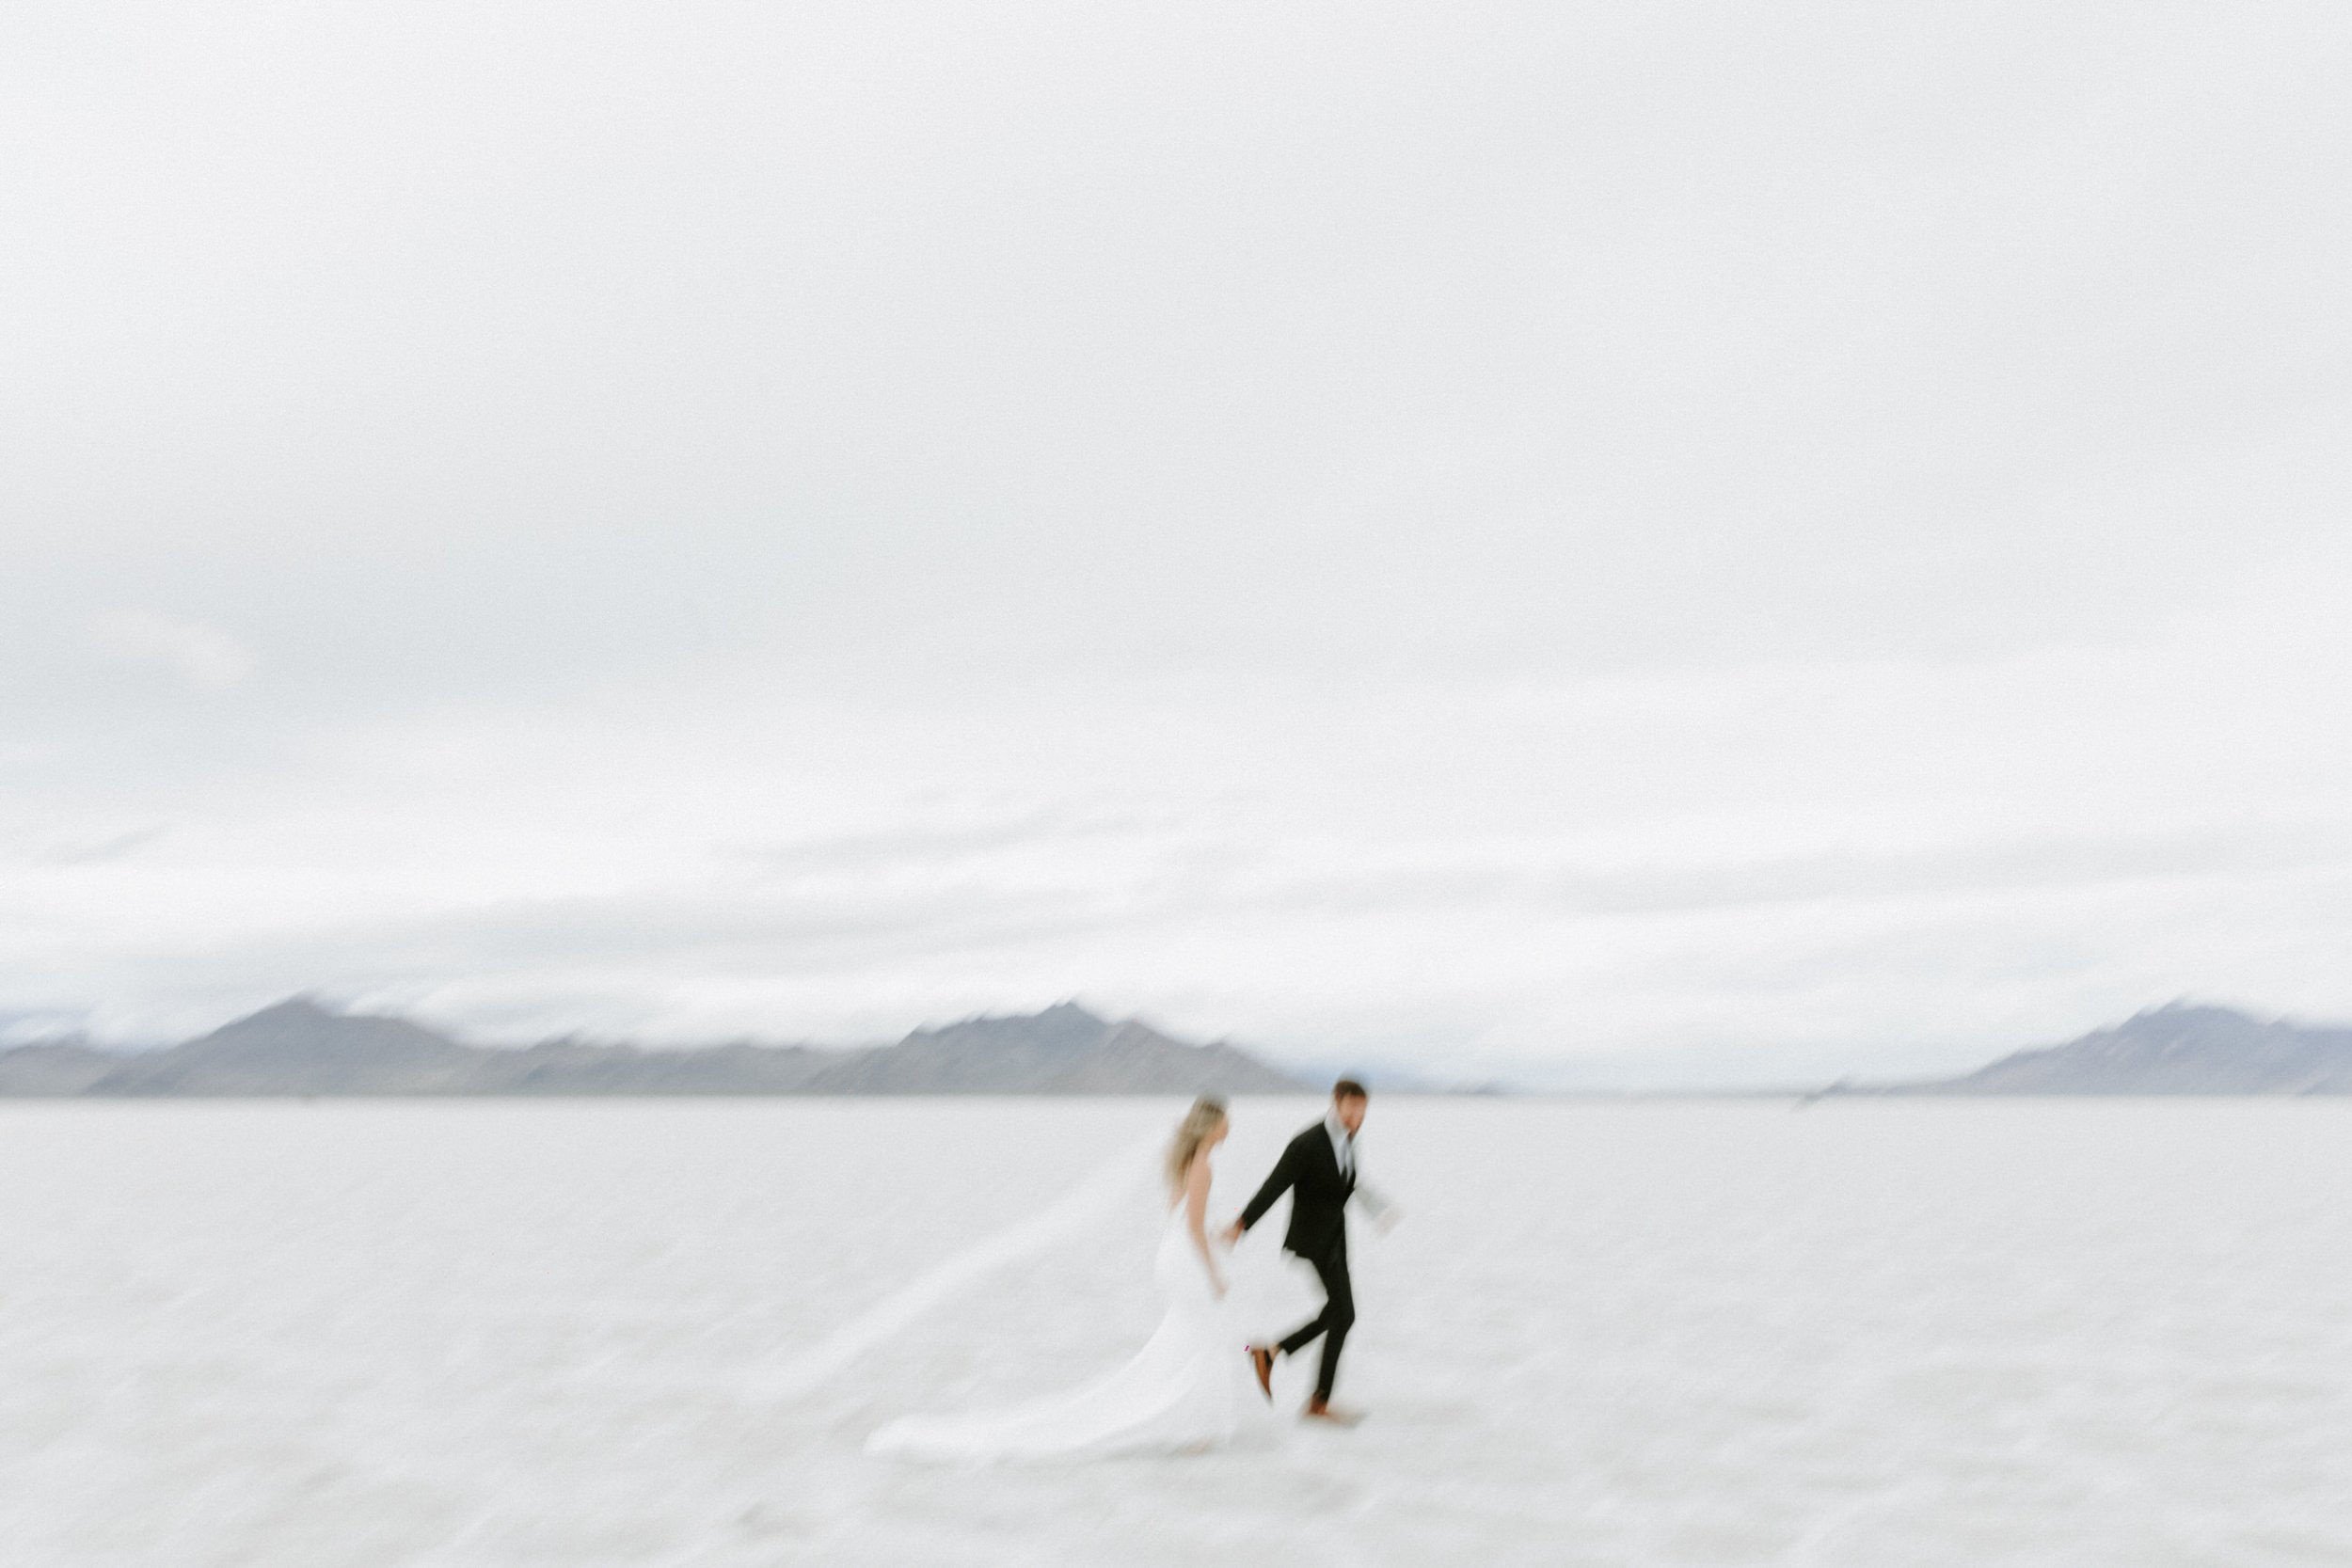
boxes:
[3,4,2349,1081]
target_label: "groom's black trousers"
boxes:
[1278,1240,1355,1402]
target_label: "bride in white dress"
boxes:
[866,1097,1276,1462]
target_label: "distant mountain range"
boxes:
[1845,1003,2352,1097]
[0,998,1311,1098]
[11,996,2346,1100]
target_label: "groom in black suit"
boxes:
[1224,1078,1390,1424]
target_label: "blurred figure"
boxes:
[1224,1078,1395,1424]
[867,1096,1274,1461]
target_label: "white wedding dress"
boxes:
[866,1196,1277,1462]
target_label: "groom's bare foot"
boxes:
[1303,1397,1363,1427]
[1247,1345,1275,1400]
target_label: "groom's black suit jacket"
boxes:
[1238,1123,1356,1261]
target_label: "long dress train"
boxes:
[866,1198,1276,1462]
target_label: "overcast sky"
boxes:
[4,3,2349,1083]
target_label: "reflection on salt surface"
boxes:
[5,1098,2352,1565]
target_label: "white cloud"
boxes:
[3,5,2350,1077]
[87,610,254,692]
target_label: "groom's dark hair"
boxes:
[1332,1078,1369,1101]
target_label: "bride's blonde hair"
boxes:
[1166,1096,1228,1197]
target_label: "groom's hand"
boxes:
[1220,1220,1245,1246]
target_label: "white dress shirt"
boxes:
[1324,1108,1393,1220]
[1325,1107,1356,1178]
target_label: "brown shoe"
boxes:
[1247,1344,1276,1401]
[1303,1397,1363,1427]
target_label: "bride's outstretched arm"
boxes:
[1184,1155,1227,1297]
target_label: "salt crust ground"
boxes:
[5,1097,2351,1565]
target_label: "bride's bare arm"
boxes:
[1184,1154,1227,1296]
